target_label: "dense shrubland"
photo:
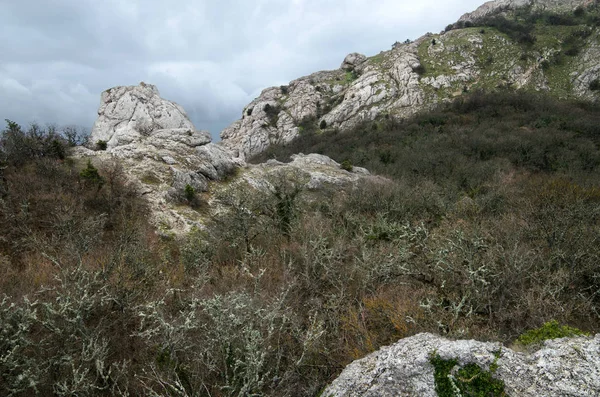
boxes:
[447,2,600,40]
[2,90,600,396]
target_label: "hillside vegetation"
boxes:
[1,89,599,396]
[220,1,600,160]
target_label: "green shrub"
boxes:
[269,169,307,239]
[517,320,589,346]
[590,79,600,91]
[474,14,536,45]
[320,119,328,130]
[263,103,281,127]
[340,159,353,171]
[345,71,358,83]
[79,160,104,188]
[298,116,319,135]
[412,64,426,75]
[1,120,68,166]
[184,184,195,202]
[95,140,108,150]
[540,60,551,70]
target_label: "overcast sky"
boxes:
[0,0,484,139]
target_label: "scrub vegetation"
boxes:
[2,88,599,396]
[2,50,600,397]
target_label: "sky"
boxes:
[0,0,485,140]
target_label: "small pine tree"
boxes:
[341,160,353,172]
[96,140,108,151]
[79,160,104,188]
[184,184,195,202]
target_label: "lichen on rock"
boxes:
[322,332,600,397]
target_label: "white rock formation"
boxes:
[79,83,375,234]
[80,83,245,233]
[90,82,197,149]
[459,0,594,23]
[242,153,372,191]
[220,45,427,160]
[323,332,600,397]
[341,52,368,71]
[220,0,600,160]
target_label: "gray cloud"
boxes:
[0,0,484,138]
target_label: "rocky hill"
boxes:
[221,0,600,160]
[78,0,600,234]
[3,2,600,396]
[459,0,595,22]
[80,83,374,234]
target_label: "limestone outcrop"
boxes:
[459,0,594,23]
[90,82,198,149]
[78,83,244,233]
[341,52,368,71]
[243,153,371,191]
[80,83,375,234]
[220,0,600,160]
[220,45,427,161]
[323,332,600,397]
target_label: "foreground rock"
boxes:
[221,0,600,159]
[323,332,600,397]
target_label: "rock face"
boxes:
[220,45,426,161]
[80,83,375,234]
[341,53,368,71]
[323,333,600,397]
[459,0,593,22]
[220,0,600,160]
[90,83,198,149]
[80,83,245,233]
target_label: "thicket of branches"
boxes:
[1,89,600,396]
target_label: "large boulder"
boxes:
[78,83,245,234]
[323,332,600,397]
[243,153,371,191]
[89,82,198,149]
[341,52,368,71]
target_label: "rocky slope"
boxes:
[459,0,595,22]
[81,83,374,234]
[323,332,600,396]
[221,0,600,160]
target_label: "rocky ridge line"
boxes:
[459,0,594,22]
[220,0,599,160]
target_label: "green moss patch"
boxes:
[517,320,589,346]
[430,352,506,397]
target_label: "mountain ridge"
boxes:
[220,0,600,161]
